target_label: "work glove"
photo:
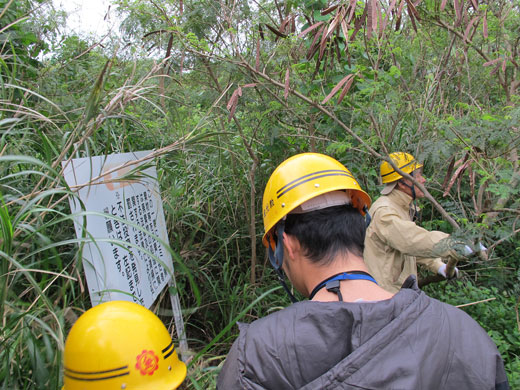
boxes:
[437,263,459,279]
[433,238,472,261]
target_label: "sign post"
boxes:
[63,151,188,359]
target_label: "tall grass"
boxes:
[0,6,289,388]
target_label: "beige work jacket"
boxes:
[364,189,448,293]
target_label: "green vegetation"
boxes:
[1,0,519,388]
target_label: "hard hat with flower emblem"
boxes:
[63,300,186,390]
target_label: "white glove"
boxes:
[437,263,459,279]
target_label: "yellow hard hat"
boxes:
[380,152,423,184]
[63,301,186,390]
[262,153,371,248]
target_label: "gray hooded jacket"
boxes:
[217,277,508,390]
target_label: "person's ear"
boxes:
[282,232,300,261]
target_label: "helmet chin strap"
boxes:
[268,221,298,303]
[398,172,419,222]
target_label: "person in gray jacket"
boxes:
[217,153,509,390]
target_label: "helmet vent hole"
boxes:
[168,365,172,371]
[281,203,285,208]
[315,183,320,188]
[121,384,127,389]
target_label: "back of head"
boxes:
[63,300,186,390]
[262,153,371,251]
[284,203,366,264]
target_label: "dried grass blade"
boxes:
[348,0,357,23]
[441,156,456,191]
[372,0,379,33]
[255,38,260,71]
[325,11,341,38]
[337,75,355,104]
[226,87,242,120]
[307,24,325,59]
[443,157,470,197]
[265,24,287,38]
[321,74,354,104]
[321,4,340,15]
[284,68,290,100]
[395,0,405,31]
[454,0,462,25]
[382,0,398,34]
[406,0,420,20]
[298,21,324,38]
[483,11,488,38]
[409,11,418,32]
[280,16,289,34]
[489,63,501,75]
[483,58,502,67]
[319,20,331,60]
[468,165,475,198]
[464,16,479,43]
[340,18,349,49]
[367,0,374,39]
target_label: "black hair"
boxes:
[283,204,366,265]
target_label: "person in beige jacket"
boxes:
[364,152,460,293]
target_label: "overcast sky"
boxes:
[54,0,118,37]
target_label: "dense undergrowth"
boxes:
[1,0,520,388]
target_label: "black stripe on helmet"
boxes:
[381,160,417,177]
[64,365,129,375]
[162,341,175,359]
[162,341,174,354]
[64,366,130,381]
[276,169,352,195]
[277,172,355,199]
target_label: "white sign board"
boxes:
[62,151,173,308]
